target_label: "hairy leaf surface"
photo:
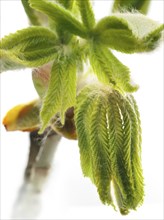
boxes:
[89,43,138,92]
[77,0,95,30]
[30,0,88,38]
[75,85,144,214]
[0,27,58,72]
[94,13,164,53]
[21,0,41,25]
[112,0,151,15]
[40,56,76,133]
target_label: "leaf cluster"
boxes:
[0,0,163,214]
[75,84,144,214]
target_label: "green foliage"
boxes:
[40,55,77,133]
[75,84,144,214]
[1,0,164,215]
[89,42,138,92]
[0,26,58,72]
[77,0,95,30]
[112,0,151,15]
[94,14,164,53]
[29,0,88,38]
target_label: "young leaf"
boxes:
[89,43,138,92]
[3,100,41,132]
[0,53,25,73]
[75,85,113,204]
[125,95,144,207]
[29,0,88,38]
[40,56,76,133]
[112,0,151,15]
[94,13,164,53]
[0,27,58,72]
[21,0,41,26]
[75,85,144,214]
[75,87,95,178]
[21,0,48,26]
[76,0,95,30]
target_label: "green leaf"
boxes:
[94,14,164,53]
[75,85,113,205]
[107,92,135,210]
[29,0,88,38]
[40,56,77,133]
[77,0,95,30]
[21,0,41,25]
[21,0,48,26]
[0,52,25,73]
[0,27,58,72]
[112,0,151,15]
[75,84,144,214]
[75,87,94,178]
[89,43,138,92]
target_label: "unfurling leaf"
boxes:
[112,0,151,15]
[40,56,76,133]
[29,0,88,38]
[3,100,41,131]
[94,13,164,53]
[75,84,144,214]
[0,26,58,73]
[89,43,138,92]
[77,0,95,30]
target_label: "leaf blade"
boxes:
[94,14,164,53]
[0,26,58,72]
[29,0,88,38]
[89,43,138,92]
[40,57,77,132]
[77,0,95,30]
[112,0,151,15]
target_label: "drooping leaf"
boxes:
[40,56,77,133]
[75,84,144,214]
[93,13,164,53]
[125,95,144,206]
[112,0,151,15]
[76,0,95,30]
[3,100,41,132]
[0,27,58,72]
[75,85,113,204]
[107,92,135,211]
[29,0,88,38]
[89,43,138,92]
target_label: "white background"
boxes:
[0,0,163,219]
